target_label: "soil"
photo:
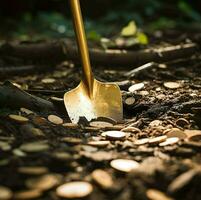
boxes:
[0,29,201,200]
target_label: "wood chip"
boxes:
[0,186,12,200]
[104,131,126,140]
[89,121,113,128]
[18,166,49,175]
[110,159,140,172]
[128,83,145,92]
[166,128,187,139]
[26,174,61,191]
[164,82,181,89]
[48,115,63,125]
[146,189,173,200]
[87,141,110,147]
[9,114,29,123]
[148,135,167,145]
[92,169,113,189]
[159,137,179,147]
[13,189,42,200]
[56,182,93,199]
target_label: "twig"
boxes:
[0,41,198,67]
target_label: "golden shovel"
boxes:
[64,0,123,123]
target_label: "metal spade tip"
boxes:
[64,79,123,124]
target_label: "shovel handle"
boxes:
[70,0,94,93]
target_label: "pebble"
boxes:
[48,115,63,125]
[128,83,145,92]
[104,131,126,140]
[110,159,140,172]
[9,114,29,123]
[159,137,179,147]
[56,182,93,199]
[92,169,113,189]
[164,82,182,89]
[148,135,167,145]
[0,186,13,200]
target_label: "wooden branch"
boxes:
[0,81,55,112]
[0,40,199,67]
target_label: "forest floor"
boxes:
[0,28,201,200]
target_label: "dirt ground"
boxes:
[0,29,201,200]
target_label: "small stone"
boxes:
[128,83,145,92]
[164,82,181,89]
[56,182,93,199]
[26,174,61,191]
[92,169,113,189]
[9,114,29,123]
[148,135,167,145]
[110,159,140,172]
[159,137,179,147]
[87,141,110,147]
[125,97,135,105]
[166,128,187,139]
[0,186,12,200]
[146,189,173,200]
[104,131,126,140]
[48,115,63,125]
[13,189,42,199]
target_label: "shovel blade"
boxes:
[64,79,123,123]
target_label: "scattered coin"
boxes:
[164,82,181,89]
[61,137,82,145]
[20,141,49,153]
[121,126,141,133]
[13,189,42,200]
[146,189,173,200]
[20,108,34,115]
[134,138,150,145]
[88,141,110,147]
[159,137,179,147]
[32,116,47,125]
[89,121,113,128]
[0,141,11,151]
[125,97,135,105]
[128,83,145,92]
[184,130,201,142]
[26,174,61,191]
[41,78,56,84]
[18,166,49,175]
[148,135,167,145]
[110,159,140,172]
[175,118,189,127]
[9,114,29,123]
[63,123,79,129]
[92,169,113,189]
[149,120,162,127]
[104,131,126,140]
[0,186,12,200]
[56,182,93,199]
[166,128,187,139]
[48,115,63,125]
